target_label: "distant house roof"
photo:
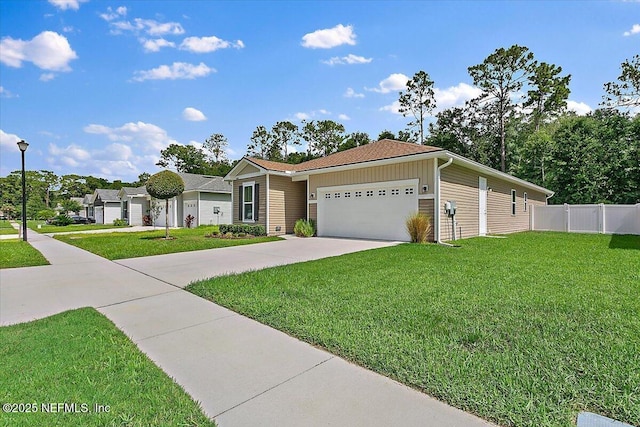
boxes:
[119,186,149,197]
[178,172,231,193]
[245,139,443,173]
[70,197,84,205]
[94,189,120,202]
[82,194,94,205]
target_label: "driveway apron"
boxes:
[1,232,495,427]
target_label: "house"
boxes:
[69,197,86,217]
[224,139,554,242]
[82,194,94,219]
[91,189,121,224]
[118,173,232,227]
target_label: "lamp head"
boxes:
[17,140,29,152]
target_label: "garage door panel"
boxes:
[317,180,417,241]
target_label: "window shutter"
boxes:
[238,185,243,220]
[254,183,260,221]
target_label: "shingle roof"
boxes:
[120,186,149,196]
[94,189,120,202]
[246,139,443,173]
[178,172,232,193]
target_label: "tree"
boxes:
[60,199,83,214]
[157,144,210,174]
[378,130,396,140]
[145,170,185,239]
[247,125,275,159]
[204,133,229,164]
[398,70,436,144]
[272,121,301,161]
[468,44,536,171]
[338,132,370,152]
[525,62,571,131]
[301,120,346,157]
[602,54,640,109]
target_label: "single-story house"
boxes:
[82,194,94,219]
[92,189,122,225]
[224,139,554,242]
[115,173,232,227]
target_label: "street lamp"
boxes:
[17,140,29,241]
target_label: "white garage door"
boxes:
[94,206,104,224]
[317,179,418,241]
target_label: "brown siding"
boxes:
[233,175,266,229]
[308,159,434,202]
[268,175,306,235]
[418,199,435,242]
[440,163,547,240]
[308,203,317,223]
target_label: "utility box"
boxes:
[445,200,457,216]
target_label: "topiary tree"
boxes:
[145,170,184,239]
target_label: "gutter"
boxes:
[435,157,453,244]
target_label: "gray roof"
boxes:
[70,197,85,205]
[82,194,94,204]
[120,186,149,197]
[94,189,121,202]
[178,172,231,193]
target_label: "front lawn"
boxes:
[26,220,129,234]
[187,232,640,427]
[0,240,49,269]
[55,225,282,260]
[0,308,214,427]
[0,219,18,235]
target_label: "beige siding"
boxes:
[440,163,547,240]
[308,159,434,202]
[418,199,435,242]
[309,203,317,223]
[268,175,306,235]
[233,175,267,229]
[236,163,260,176]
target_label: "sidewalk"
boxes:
[0,232,495,427]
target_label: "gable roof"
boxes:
[119,186,149,198]
[178,172,232,193]
[93,189,120,202]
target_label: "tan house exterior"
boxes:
[225,139,553,242]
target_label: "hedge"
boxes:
[219,224,266,236]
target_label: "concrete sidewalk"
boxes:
[0,232,495,427]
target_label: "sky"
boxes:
[0,0,638,182]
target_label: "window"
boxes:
[511,189,516,215]
[325,193,331,199]
[355,191,362,197]
[391,189,399,195]
[122,201,128,220]
[523,192,528,212]
[405,187,414,195]
[378,189,386,196]
[344,192,351,198]
[243,184,254,221]
[366,190,374,197]
[335,192,341,198]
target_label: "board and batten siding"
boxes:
[439,163,547,240]
[268,175,306,235]
[233,175,267,229]
[418,199,435,242]
[308,159,434,203]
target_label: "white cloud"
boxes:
[48,0,88,10]
[434,83,483,109]
[623,24,640,36]
[39,73,56,82]
[83,121,179,152]
[338,114,351,121]
[294,112,310,121]
[132,62,215,82]
[62,26,74,33]
[367,73,408,94]
[0,129,22,153]
[566,100,592,116]
[344,87,364,98]
[379,100,401,115]
[0,31,78,71]
[141,38,175,52]
[301,24,356,49]
[318,109,330,115]
[0,86,17,98]
[108,17,185,36]
[182,107,207,121]
[180,36,244,53]
[323,53,372,66]
[100,6,127,21]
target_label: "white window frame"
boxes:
[511,189,517,216]
[523,192,528,212]
[242,181,255,222]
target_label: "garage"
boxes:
[317,179,418,241]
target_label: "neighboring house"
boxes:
[83,194,94,219]
[119,173,232,228]
[118,186,150,226]
[70,197,86,217]
[224,139,554,242]
[92,189,121,225]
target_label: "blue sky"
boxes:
[1,0,638,182]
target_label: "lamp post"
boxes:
[17,140,29,241]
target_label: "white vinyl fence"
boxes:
[531,204,640,235]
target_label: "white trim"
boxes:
[235,171,268,180]
[479,177,487,236]
[308,200,318,204]
[242,181,256,222]
[317,178,418,194]
[197,191,201,227]
[436,157,453,242]
[417,194,435,200]
[266,174,270,234]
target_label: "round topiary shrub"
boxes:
[146,170,184,239]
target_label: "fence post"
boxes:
[564,203,570,232]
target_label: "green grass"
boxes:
[0,240,49,269]
[0,219,18,235]
[55,225,282,260]
[0,308,214,427]
[187,232,640,427]
[26,220,129,234]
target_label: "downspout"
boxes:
[435,157,453,245]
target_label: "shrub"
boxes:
[50,214,73,226]
[185,214,195,228]
[219,224,266,236]
[406,212,432,243]
[113,218,127,226]
[293,219,315,237]
[142,215,152,226]
[37,209,56,220]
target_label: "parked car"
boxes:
[70,215,94,224]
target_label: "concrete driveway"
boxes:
[0,232,495,427]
